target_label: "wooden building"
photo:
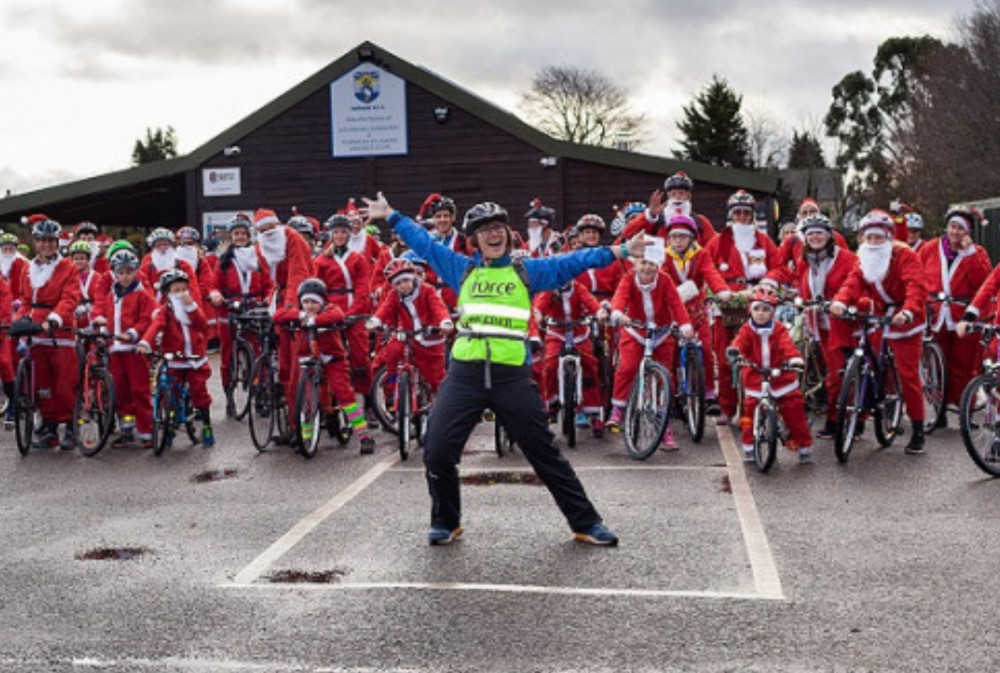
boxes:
[0,41,777,239]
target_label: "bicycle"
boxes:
[791,297,831,428]
[247,319,290,452]
[833,308,904,463]
[920,293,958,433]
[958,322,1000,477]
[620,318,673,461]
[224,298,269,421]
[668,324,706,443]
[9,319,46,456]
[150,353,205,456]
[541,316,599,449]
[730,354,802,473]
[73,327,116,457]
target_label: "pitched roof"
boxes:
[0,41,776,219]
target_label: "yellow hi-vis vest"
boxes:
[452,264,531,366]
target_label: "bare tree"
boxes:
[519,66,647,149]
[744,107,788,169]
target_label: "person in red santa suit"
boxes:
[90,249,157,448]
[253,208,315,428]
[67,240,100,328]
[624,172,718,247]
[573,214,627,301]
[140,227,202,304]
[770,198,850,285]
[209,213,273,417]
[137,269,216,447]
[72,221,110,275]
[918,208,992,426]
[15,215,82,449]
[660,213,733,416]
[316,213,376,423]
[340,198,384,265]
[525,199,565,258]
[607,254,693,449]
[903,211,927,253]
[727,284,814,463]
[703,190,781,423]
[781,214,859,440]
[175,225,219,342]
[0,272,13,423]
[830,209,929,453]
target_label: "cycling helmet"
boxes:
[176,226,201,243]
[422,193,457,218]
[287,215,317,239]
[106,239,136,259]
[228,213,253,232]
[400,250,428,267]
[67,240,93,258]
[24,214,61,240]
[146,227,175,247]
[665,214,698,238]
[74,221,100,238]
[575,213,606,233]
[857,209,895,236]
[463,202,509,235]
[524,198,555,226]
[727,190,756,217]
[109,249,140,270]
[749,283,780,309]
[365,224,381,238]
[664,171,694,192]
[159,268,189,294]
[0,232,20,247]
[799,214,833,236]
[297,277,328,304]
[325,213,352,230]
[944,208,983,232]
[383,258,417,284]
[904,213,924,231]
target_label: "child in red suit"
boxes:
[91,249,157,447]
[274,277,375,455]
[533,279,606,436]
[608,255,693,449]
[138,268,215,447]
[728,284,813,463]
[367,258,452,394]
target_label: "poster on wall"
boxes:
[202,210,250,241]
[202,167,241,196]
[331,64,408,157]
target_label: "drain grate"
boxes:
[76,547,151,561]
[265,569,348,584]
[192,468,238,483]
[460,471,543,486]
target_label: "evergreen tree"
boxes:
[131,126,178,166]
[787,131,826,169]
[674,75,751,168]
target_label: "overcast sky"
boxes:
[0,0,979,197]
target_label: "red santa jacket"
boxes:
[314,249,372,317]
[833,242,928,339]
[93,279,157,353]
[794,246,858,349]
[576,255,629,301]
[371,282,451,347]
[273,303,348,361]
[256,227,316,312]
[140,296,209,365]
[139,256,203,304]
[917,237,992,332]
[662,243,729,326]
[0,274,12,329]
[213,246,273,320]
[968,261,1000,324]
[16,256,82,344]
[611,269,692,346]
[348,230,384,265]
[3,255,29,316]
[769,230,850,286]
[730,319,802,398]
[533,281,601,343]
[704,227,781,291]
[623,210,718,247]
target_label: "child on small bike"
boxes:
[727,284,813,463]
[608,254,693,449]
[274,277,375,454]
[137,268,215,447]
[366,258,453,394]
[91,249,157,448]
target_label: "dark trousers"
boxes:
[423,360,603,533]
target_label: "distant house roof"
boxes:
[778,168,840,204]
[0,41,777,221]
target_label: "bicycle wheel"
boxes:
[397,370,412,460]
[623,362,671,461]
[753,400,778,473]
[683,346,706,443]
[802,340,828,428]
[493,412,515,457]
[874,356,903,447]
[76,367,116,457]
[595,337,614,421]
[295,374,322,459]
[960,374,1000,477]
[561,360,578,449]
[835,356,865,463]
[13,358,35,456]
[415,379,432,448]
[248,356,276,452]
[152,383,173,456]
[920,339,946,435]
[371,366,398,435]
[229,340,255,421]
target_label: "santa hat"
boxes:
[253,209,281,229]
[418,193,444,220]
[337,198,362,219]
[945,208,982,233]
[21,213,51,226]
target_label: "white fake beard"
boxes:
[348,230,366,253]
[28,257,58,288]
[665,200,692,218]
[151,248,176,273]
[175,245,199,269]
[169,294,192,326]
[0,252,16,279]
[732,223,757,253]
[257,226,288,266]
[528,226,543,253]
[859,242,892,284]
[233,245,259,273]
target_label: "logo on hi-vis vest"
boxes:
[468,278,517,298]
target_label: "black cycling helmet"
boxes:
[425,195,457,217]
[288,215,316,239]
[297,277,328,301]
[109,249,140,270]
[524,198,555,226]
[74,221,100,238]
[325,214,352,230]
[664,171,694,192]
[24,214,61,240]
[462,202,509,235]
[159,268,189,294]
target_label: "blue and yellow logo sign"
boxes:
[353,70,380,103]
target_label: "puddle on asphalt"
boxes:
[460,472,543,486]
[191,468,238,483]
[265,569,349,584]
[76,547,151,561]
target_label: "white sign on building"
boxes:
[331,64,408,157]
[202,167,242,197]
[202,210,250,240]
